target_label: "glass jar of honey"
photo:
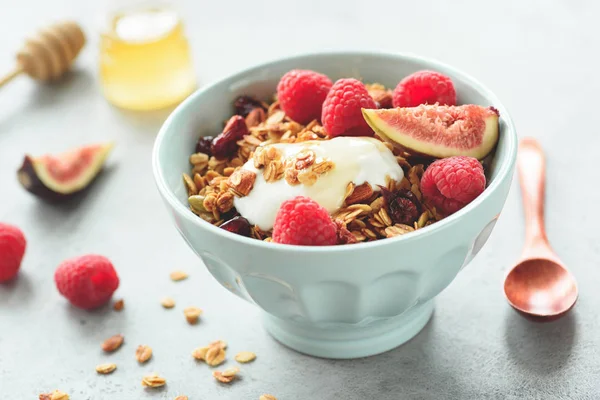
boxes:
[99,0,197,111]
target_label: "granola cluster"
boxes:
[183,90,445,244]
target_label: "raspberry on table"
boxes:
[276,69,332,124]
[0,223,26,282]
[321,78,377,137]
[272,196,338,246]
[420,156,486,216]
[392,70,457,107]
[54,254,120,309]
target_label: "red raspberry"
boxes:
[272,196,337,246]
[322,78,377,137]
[277,69,332,124]
[421,156,486,216]
[55,255,119,309]
[0,223,26,282]
[393,70,457,107]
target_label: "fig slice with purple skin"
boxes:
[17,143,114,201]
[362,104,499,160]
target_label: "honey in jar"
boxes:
[99,6,197,111]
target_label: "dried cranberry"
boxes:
[195,135,214,156]
[220,216,251,237]
[380,187,421,225]
[234,96,265,117]
[211,115,248,159]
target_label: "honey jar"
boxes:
[99,0,197,110]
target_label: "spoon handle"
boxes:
[518,137,549,253]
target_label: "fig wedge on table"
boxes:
[17,143,114,201]
[362,104,499,160]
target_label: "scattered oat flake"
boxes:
[209,339,227,349]
[184,306,203,324]
[161,297,175,308]
[102,334,124,352]
[260,395,277,400]
[213,367,239,383]
[192,346,209,360]
[39,390,69,400]
[205,345,226,366]
[112,299,124,311]
[142,373,166,388]
[136,345,153,363]
[170,270,188,281]
[235,351,256,363]
[96,363,117,374]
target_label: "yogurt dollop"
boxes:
[233,137,404,231]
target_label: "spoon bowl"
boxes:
[504,258,578,319]
[503,137,578,321]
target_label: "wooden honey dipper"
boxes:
[0,21,85,87]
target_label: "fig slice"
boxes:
[362,104,499,160]
[17,143,114,201]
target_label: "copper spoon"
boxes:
[503,137,578,321]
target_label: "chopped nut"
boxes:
[113,299,124,311]
[345,182,374,205]
[169,270,188,281]
[205,345,226,366]
[184,306,203,324]
[142,373,166,388]
[39,390,69,400]
[260,395,277,400]
[227,169,256,197]
[136,345,153,363]
[96,363,117,374]
[102,334,124,352]
[161,297,175,308]
[213,367,239,383]
[235,351,256,363]
[183,173,198,196]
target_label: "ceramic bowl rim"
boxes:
[152,50,517,254]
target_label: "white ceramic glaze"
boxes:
[152,52,518,359]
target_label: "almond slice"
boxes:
[101,334,124,352]
[345,182,374,205]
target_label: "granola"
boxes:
[183,85,491,244]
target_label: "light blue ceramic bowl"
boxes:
[152,51,517,359]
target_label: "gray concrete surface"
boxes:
[1,0,599,399]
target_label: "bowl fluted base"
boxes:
[263,300,434,359]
